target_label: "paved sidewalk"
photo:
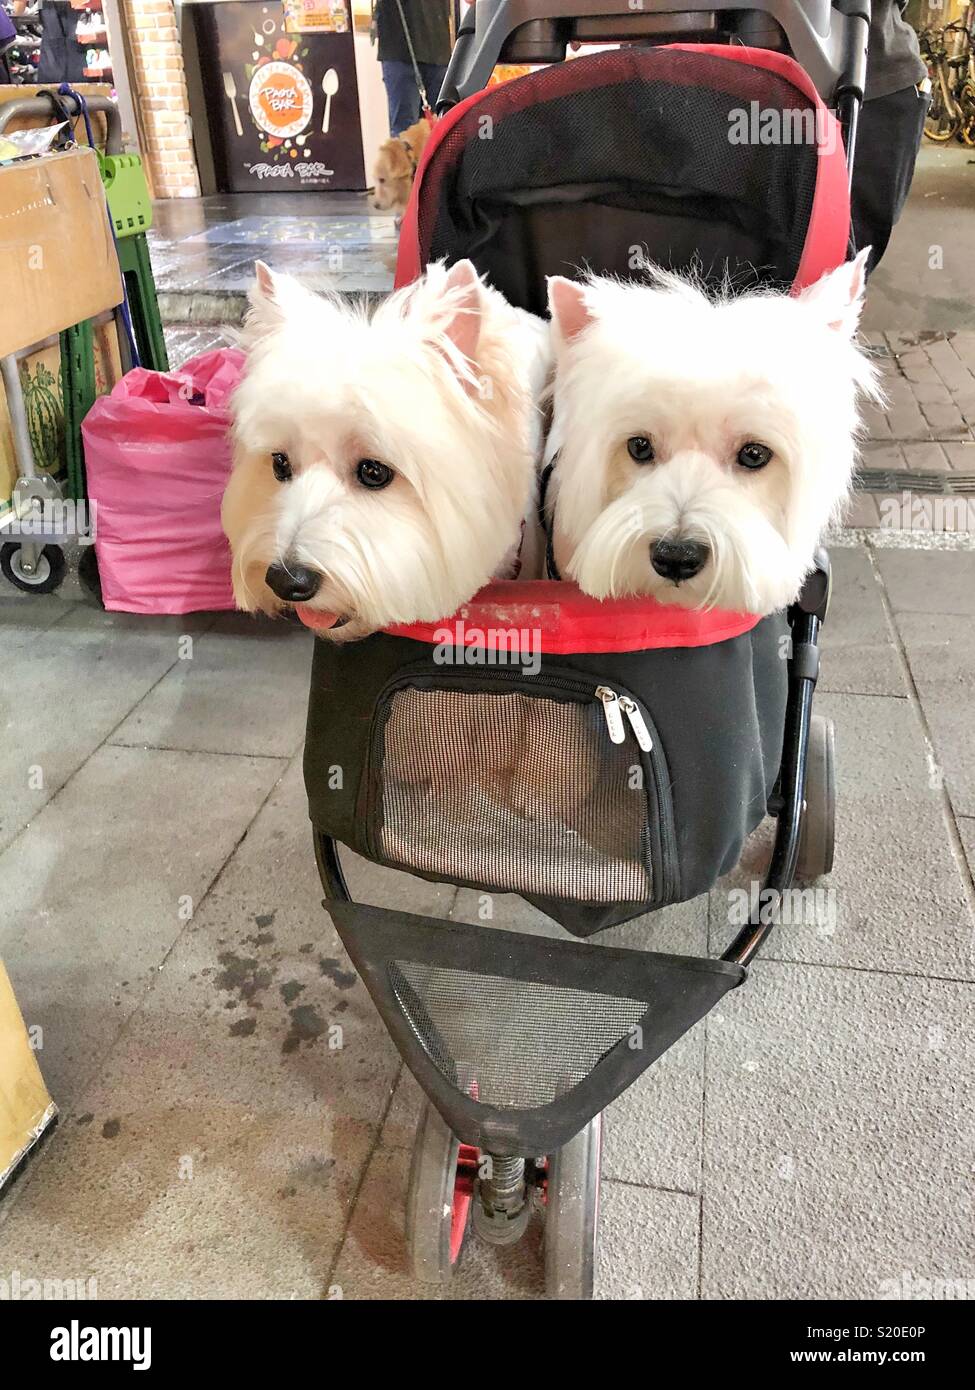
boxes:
[0,545,972,1299]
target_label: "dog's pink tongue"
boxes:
[295,606,340,631]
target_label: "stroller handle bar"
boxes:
[441,0,871,110]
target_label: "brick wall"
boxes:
[123,0,200,198]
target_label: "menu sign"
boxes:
[197,0,365,192]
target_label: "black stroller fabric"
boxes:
[417,46,821,313]
[304,615,788,936]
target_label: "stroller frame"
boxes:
[312,6,859,1294]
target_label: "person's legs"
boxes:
[417,62,449,111]
[37,1,69,84]
[381,59,422,136]
[850,85,928,273]
[63,4,87,84]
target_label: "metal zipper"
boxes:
[596,686,653,753]
[595,685,626,744]
[618,695,654,752]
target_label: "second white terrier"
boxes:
[545,254,880,615]
[223,259,549,639]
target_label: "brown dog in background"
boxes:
[370,117,433,215]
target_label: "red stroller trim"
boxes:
[395,44,850,295]
[385,581,761,654]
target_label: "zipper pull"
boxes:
[595,686,626,744]
[619,696,654,752]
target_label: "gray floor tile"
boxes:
[596,1183,700,1299]
[0,592,73,646]
[0,756,399,1298]
[0,616,185,852]
[819,548,904,697]
[109,622,314,758]
[701,961,974,1299]
[710,692,975,979]
[0,743,285,1103]
[896,610,975,819]
[874,549,975,617]
[602,1028,703,1194]
[959,817,975,882]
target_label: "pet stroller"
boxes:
[305,0,865,1298]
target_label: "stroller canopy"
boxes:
[396,44,850,312]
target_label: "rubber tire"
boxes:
[958,81,975,147]
[924,82,960,142]
[1,543,66,595]
[544,1113,602,1301]
[405,1101,469,1284]
[796,714,836,882]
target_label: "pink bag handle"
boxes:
[112,349,246,412]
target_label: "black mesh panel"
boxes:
[375,686,654,901]
[419,48,821,312]
[389,959,648,1109]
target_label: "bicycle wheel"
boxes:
[925,74,961,141]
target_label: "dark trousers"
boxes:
[381,59,448,135]
[850,84,928,274]
[38,1,86,85]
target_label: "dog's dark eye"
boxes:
[627,436,655,464]
[271,451,292,482]
[356,458,394,490]
[737,442,773,470]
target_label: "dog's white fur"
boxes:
[546,255,881,615]
[223,259,550,639]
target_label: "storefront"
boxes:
[181,0,387,193]
[1,0,116,86]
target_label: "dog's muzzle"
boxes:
[265,562,322,603]
[651,538,709,583]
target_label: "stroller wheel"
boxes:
[796,714,836,881]
[405,1101,477,1283]
[543,1113,602,1301]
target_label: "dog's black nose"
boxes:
[651,538,709,583]
[265,562,322,603]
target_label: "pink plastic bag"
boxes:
[82,348,245,614]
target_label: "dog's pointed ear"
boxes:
[246,260,322,338]
[798,247,870,337]
[245,260,291,338]
[438,259,483,365]
[547,276,595,349]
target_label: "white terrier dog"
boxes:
[545,253,880,615]
[223,259,550,639]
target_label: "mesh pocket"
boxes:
[374,686,655,901]
[389,959,647,1110]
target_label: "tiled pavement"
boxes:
[1,547,973,1299]
[149,193,398,327]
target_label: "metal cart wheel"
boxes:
[796,714,836,881]
[405,1101,477,1284]
[1,542,66,595]
[544,1112,602,1301]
